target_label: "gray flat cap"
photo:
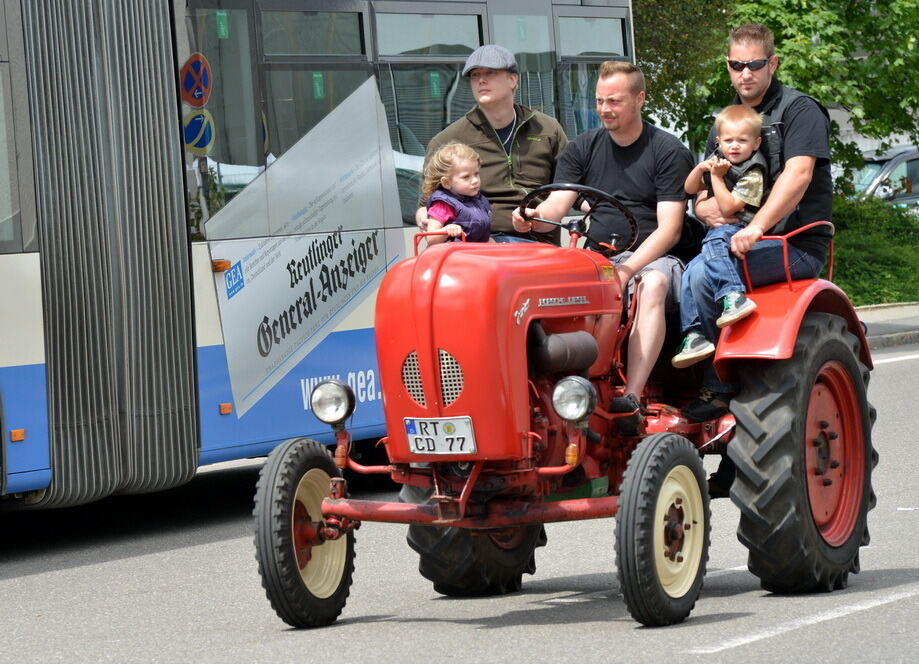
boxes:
[462,44,518,76]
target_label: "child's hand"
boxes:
[710,158,731,177]
[696,155,717,173]
[444,224,463,237]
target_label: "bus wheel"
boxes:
[616,433,710,626]
[253,438,355,628]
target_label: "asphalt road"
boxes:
[1,343,917,663]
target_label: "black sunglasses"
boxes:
[727,58,770,72]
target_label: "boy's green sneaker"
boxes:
[671,331,716,369]
[716,291,757,328]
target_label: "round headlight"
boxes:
[310,380,356,425]
[551,376,597,423]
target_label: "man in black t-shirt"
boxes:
[683,23,833,430]
[512,60,694,433]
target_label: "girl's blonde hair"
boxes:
[421,142,481,202]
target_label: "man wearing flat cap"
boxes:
[417,44,568,243]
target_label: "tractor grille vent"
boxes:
[438,350,464,406]
[402,351,426,406]
[401,350,465,407]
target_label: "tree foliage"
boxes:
[633,0,733,149]
[634,0,919,182]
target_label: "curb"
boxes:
[854,301,919,312]
[868,330,919,351]
[856,302,919,350]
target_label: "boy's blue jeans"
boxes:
[679,224,745,336]
[704,224,748,302]
[679,235,824,393]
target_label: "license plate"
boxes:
[403,417,477,455]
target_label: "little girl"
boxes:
[422,142,492,243]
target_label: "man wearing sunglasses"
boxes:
[681,24,832,453]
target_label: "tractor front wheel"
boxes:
[729,312,877,593]
[616,433,711,626]
[253,438,355,628]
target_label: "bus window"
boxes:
[553,6,631,138]
[374,7,483,224]
[376,13,480,56]
[0,65,21,253]
[261,11,364,56]
[260,9,372,213]
[379,64,474,153]
[265,67,370,156]
[556,63,604,137]
[185,7,262,230]
[492,12,555,118]
[557,17,626,58]
[378,63,470,224]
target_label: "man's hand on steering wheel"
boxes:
[511,206,539,233]
[517,184,640,254]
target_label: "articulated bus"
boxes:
[0,0,632,509]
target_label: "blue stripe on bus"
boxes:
[0,362,52,493]
[196,327,386,459]
[5,469,53,494]
[1,330,386,493]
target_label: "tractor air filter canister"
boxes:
[531,330,599,374]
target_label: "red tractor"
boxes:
[253,184,877,628]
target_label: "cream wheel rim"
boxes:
[292,468,347,598]
[653,464,704,598]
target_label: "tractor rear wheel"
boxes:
[253,438,355,627]
[729,312,877,593]
[401,485,544,596]
[616,433,710,626]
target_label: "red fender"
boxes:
[713,278,872,382]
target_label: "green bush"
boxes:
[830,196,919,306]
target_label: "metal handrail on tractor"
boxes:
[741,220,835,291]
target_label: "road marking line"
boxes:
[873,352,919,365]
[707,565,748,577]
[897,507,919,511]
[690,584,919,654]
[546,590,612,604]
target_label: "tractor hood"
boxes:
[376,242,620,462]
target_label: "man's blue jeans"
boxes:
[680,238,824,392]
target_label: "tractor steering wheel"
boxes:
[518,183,640,255]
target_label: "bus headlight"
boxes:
[551,376,597,424]
[310,380,356,426]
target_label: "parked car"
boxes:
[852,145,919,213]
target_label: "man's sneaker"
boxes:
[671,331,716,369]
[682,387,732,422]
[609,392,643,436]
[716,291,757,328]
